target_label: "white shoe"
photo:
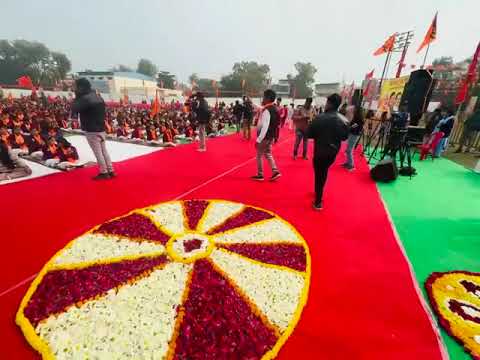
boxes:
[197,148,206,152]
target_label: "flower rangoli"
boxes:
[17,200,311,360]
[426,271,480,360]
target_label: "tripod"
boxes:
[367,121,391,164]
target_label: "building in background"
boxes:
[272,79,291,97]
[77,71,158,100]
[314,82,341,97]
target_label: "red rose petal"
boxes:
[218,243,307,272]
[207,207,273,235]
[24,255,168,327]
[183,200,209,231]
[173,260,278,360]
[95,213,170,244]
[183,239,203,253]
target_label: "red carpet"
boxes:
[0,130,444,359]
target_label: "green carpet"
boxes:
[377,157,480,360]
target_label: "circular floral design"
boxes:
[426,271,480,360]
[17,200,311,360]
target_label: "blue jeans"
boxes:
[345,134,359,167]
[434,137,448,157]
[294,129,308,158]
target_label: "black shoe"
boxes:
[109,171,117,178]
[251,175,265,181]
[270,172,281,181]
[93,173,111,180]
[313,202,323,211]
[303,156,308,160]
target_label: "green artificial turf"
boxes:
[378,157,480,360]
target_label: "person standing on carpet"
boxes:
[251,89,281,182]
[342,104,364,171]
[192,92,210,152]
[72,78,115,180]
[307,93,349,210]
[293,97,314,160]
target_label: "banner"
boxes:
[378,75,409,112]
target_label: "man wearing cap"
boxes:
[72,78,115,180]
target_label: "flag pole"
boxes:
[422,43,431,68]
[378,50,391,91]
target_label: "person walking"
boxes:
[307,93,349,210]
[251,89,281,182]
[72,78,115,180]
[293,97,314,160]
[242,97,254,140]
[193,92,210,152]
[342,105,364,171]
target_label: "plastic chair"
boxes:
[419,131,444,160]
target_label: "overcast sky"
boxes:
[2,0,479,84]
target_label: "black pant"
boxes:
[313,153,337,204]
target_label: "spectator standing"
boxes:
[455,109,480,153]
[342,105,364,171]
[251,89,281,182]
[293,97,314,160]
[72,78,115,180]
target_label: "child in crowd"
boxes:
[9,127,29,156]
[43,137,61,167]
[28,128,46,160]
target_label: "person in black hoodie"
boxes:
[307,93,349,210]
[72,78,114,180]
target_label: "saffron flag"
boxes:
[151,93,160,118]
[417,13,437,53]
[365,69,374,80]
[455,41,480,105]
[373,34,396,56]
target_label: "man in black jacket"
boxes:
[193,92,210,152]
[72,78,114,180]
[307,93,349,210]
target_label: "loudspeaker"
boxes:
[351,89,363,107]
[400,69,436,122]
[370,158,398,182]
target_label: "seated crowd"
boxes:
[0,91,237,181]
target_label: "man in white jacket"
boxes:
[251,89,281,182]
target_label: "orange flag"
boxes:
[151,93,160,117]
[417,13,437,53]
[373,34,396,56]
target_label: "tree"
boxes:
[196,78,217,93]
[287,62,317,98]
[0,39,72,86]
[220,61,271,94]
[189,73,199,86]
[51,52,71,79]
[137,58,158,77]
[110,64,133,72]
[157,71,176,89]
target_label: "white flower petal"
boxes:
[53,233,165,266]
[213,218,302,244]
[197,201,244,233]
[210,248,305,331]
[144,202,186,235]
[36,262,192,360]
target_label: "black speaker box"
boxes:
[400,69,436,118]
[370,158,398,183]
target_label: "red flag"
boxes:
[373,34,396,56]
[417,13,438,53]
[17,76,34,89]
[365,69,374,80]
[455,41,480,104]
